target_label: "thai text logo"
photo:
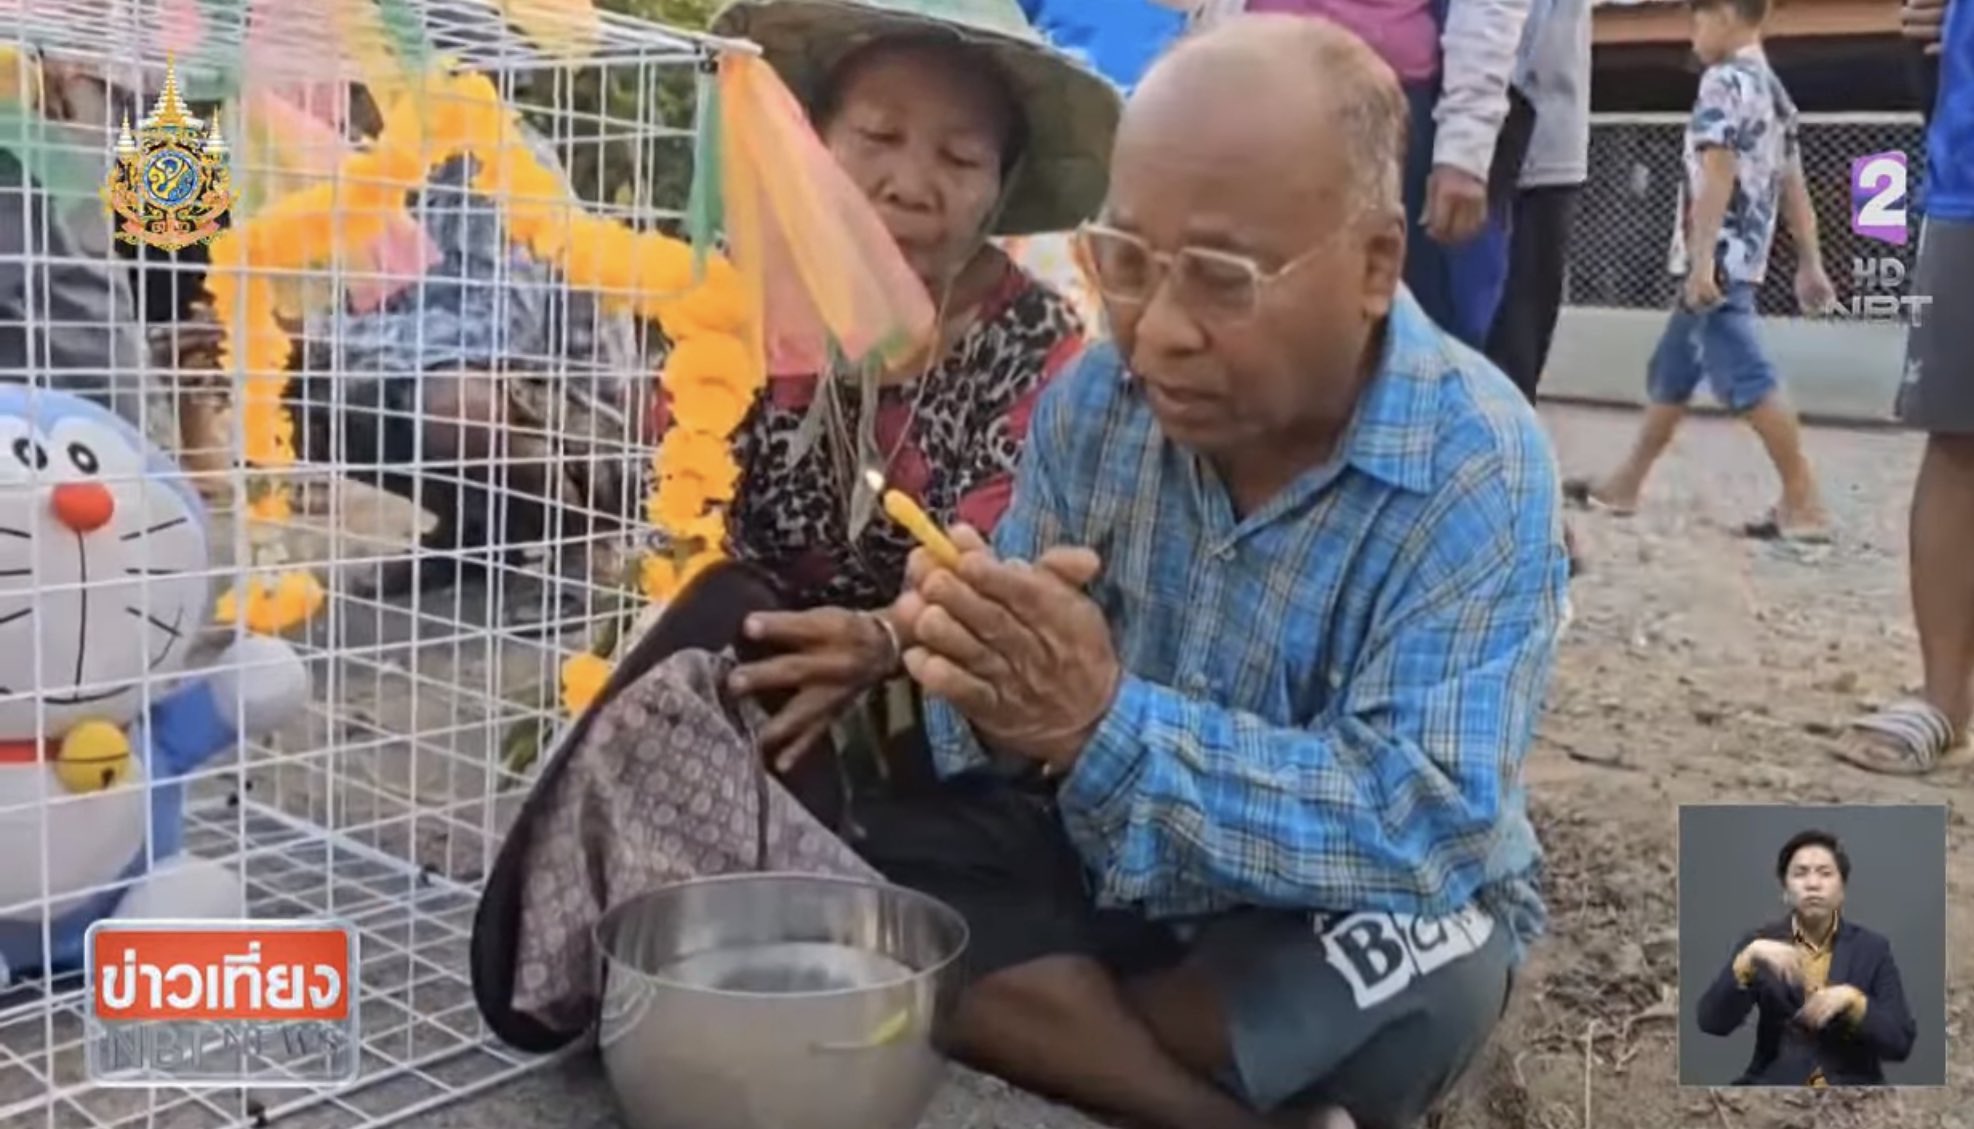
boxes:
[1850,152,1909,246]
[84,919,360,1087]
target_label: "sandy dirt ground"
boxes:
[1429,403,1973,1129]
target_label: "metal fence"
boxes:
[1568,112,1928,315]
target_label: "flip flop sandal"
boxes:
[1740,511,1834,544]
[1833,699,1959,776]
[1562,478,1635,517]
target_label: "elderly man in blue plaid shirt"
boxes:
[857,14,1568,1129]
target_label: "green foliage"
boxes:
[607,0,721,31]
[511,0,729,228]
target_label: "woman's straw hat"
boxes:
[710,0,1123,235]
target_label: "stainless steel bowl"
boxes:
[594,872,970,1129]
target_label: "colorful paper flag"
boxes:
[703,53,933,377]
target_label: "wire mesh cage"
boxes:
[1569,111,1929,316]
[0,1,743,1126]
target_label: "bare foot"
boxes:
[1775,502,1831,533]
[1562,477,1638,516]
[1741,505,1832,544]
[1306,1108,1356,1129]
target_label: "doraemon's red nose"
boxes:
[51,482,115,533]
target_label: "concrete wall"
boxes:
[1544,306,1909,424]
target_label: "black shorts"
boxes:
[1896,219,1974,434]
[847,778,1515,1125]
[850,778,1187,982]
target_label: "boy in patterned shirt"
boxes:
[1566,0,1837,540]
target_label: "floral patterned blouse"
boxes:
[666,259,1084,610]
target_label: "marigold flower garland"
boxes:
[203,66,759,712]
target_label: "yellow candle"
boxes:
[866,469,962,568]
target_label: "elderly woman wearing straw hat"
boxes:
[659,0,1121,785]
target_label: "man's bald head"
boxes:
[1129,14,1409,216]
[1089,13,1414,474]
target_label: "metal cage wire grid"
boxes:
[0,1,743,1127]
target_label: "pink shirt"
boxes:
[1243,0,1440,83]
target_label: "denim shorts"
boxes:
[1645,282,1780,412]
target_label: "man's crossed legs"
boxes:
[624,562,1516,1127]
[847,781,1514,1129]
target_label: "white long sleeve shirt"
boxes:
[1511,0,1594,187]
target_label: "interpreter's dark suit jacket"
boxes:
[1695,919,1917,1086]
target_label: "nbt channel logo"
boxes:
[1847,152,1931,325]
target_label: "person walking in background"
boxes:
[1694,830,1917,1086]
[1563,0,1835,540]
[1841,0,1972,775]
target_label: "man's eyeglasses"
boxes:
[1074,222,1327,322]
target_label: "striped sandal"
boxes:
[1835,699,1960,776]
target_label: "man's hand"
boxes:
[1423,165,1490,246]
[1795,259,1838,315]
[1903,0,1949,55]
[1684,263,1724,311]
[1798,984,1867,1030]
[895,526,1121,773]
[727,607,900,771]
[1741,939,1805,985]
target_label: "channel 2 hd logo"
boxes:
[1846,152,1929,325]
[1850,151,1910,246]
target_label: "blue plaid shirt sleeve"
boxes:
[1054,452,1566,919]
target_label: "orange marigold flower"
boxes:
[657,265,749,337]
[633,233,696,298]
[251,184,340,262]
[651,475,718,531]
[663,351,757,437]
[562,214,628,294]
[560,652,612,715]
[639,555,680,603]
[352,147,427,196]
[676,510,729,548]
[657,429,741,500]
[514,210,571,262]
[215,570,325,634]
[478,145,566,207]
[662,329,752,384]
[205,236,243,271]
[247,489,293,524]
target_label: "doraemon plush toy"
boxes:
[0,386,310,986]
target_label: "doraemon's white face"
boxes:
[0,408,209,739]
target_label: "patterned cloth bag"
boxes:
[469,570,876,1052]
